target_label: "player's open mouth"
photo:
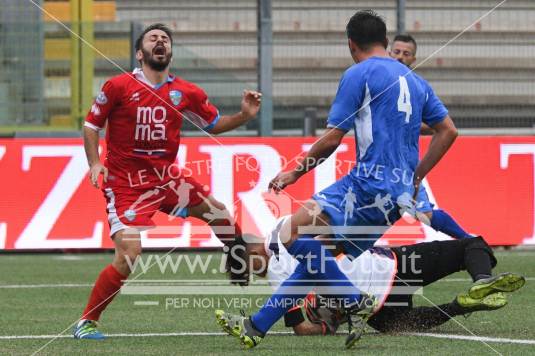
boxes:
[153,46,166,56]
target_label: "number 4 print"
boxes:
[398,76,412,123]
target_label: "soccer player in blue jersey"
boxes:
[215,10,458,349]
[390,33,473,240]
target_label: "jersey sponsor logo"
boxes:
[96,91,108,105]
[130,92,140,102]
[135,106,167,141]
[169,90,182,106]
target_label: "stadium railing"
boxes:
[2,0,535,136]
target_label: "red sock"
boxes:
[82,264,126,321]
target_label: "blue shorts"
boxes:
[311,175,402,258]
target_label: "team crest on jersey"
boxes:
[96,91,107,105]
[124,209,136,222]
[169,90,182,106]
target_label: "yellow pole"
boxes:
[70,0,80,126]
[80,0,94,128]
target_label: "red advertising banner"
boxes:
[0,136,533,250]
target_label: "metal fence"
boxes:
[0,0,44,126]
[1,0,535,134]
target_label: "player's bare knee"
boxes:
[208,196,227,211]
[112,229,142,275]
[282,201,332,248]
[189,195,230,222]
[293,322,324,336]
[278,218,294,246]
[114,247,142,275]
[293,324,309,336]
[124,245,142,261]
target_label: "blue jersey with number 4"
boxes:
[327,56,448,200]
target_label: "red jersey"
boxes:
[84,68,219,189]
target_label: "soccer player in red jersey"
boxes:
[74,23,261,339]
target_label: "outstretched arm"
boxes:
[209,90,262,134]
[268,127,346,192]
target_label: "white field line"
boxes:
[407,333,535,346]
[0,331,534,346]
[0,284,93,289]
[2,277,535,289]
[0,331,286,340]
[133,301,160,306]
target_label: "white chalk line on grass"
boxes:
[0,331,288,340]
[0,284,93,289]
[2,277,535,289]
[1,331,534,345]
[407,333,535,345]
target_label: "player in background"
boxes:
[390,34,474,240]
[232,216,525,336]
[74,23,261,340]
[390,34,417,68]
[390,34,435,135]
[216,10,458,349]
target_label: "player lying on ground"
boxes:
[214,10,459,349]
[217,216,525,338]
[74,23,261,340]
[247,216,525,335]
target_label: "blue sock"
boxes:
[251,236,363,334]
[287,237,363,301]
[250,263,310,334]
[430,209,472,239]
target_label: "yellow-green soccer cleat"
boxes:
[345,294,377,349]
[215,310,264,349]
[468,272,526,300]
[456,292,508,313]
[215,309,240,337]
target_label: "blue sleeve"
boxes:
[203,112,220,132]
[327,68,365,132]
[422,81,448,127]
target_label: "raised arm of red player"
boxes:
[182,86,260,134]
[209,90,261,134]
